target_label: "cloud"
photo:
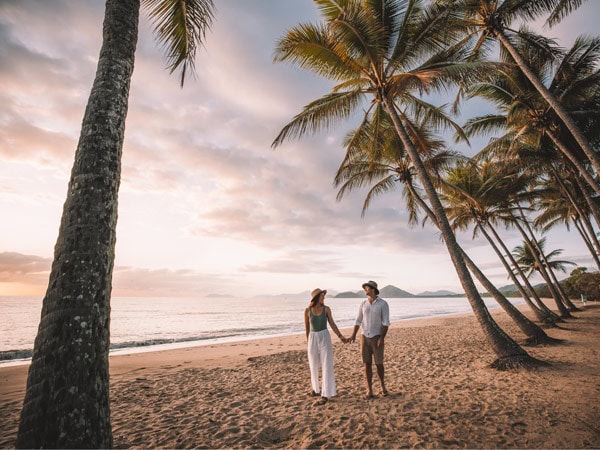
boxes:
[1,0,596,297]
[0,252,51,283]
[0,252,239,297]
[111,266,235,297]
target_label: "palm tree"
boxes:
[535,177,600,270]
[441,160,562,322]
[16,1,214,448]
[450,0,600,176]
[459,35,600,303]
[461,33,600,198]
[274,0,542,369]
[513,237,576,302]
[512,208,579,311]
[335,117,557,342]
[512,237,575,279]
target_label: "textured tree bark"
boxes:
[16,0,139,448]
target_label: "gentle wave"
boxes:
[0,349,33,361]
[0,326,283,362]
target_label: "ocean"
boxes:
[0,295,524,366]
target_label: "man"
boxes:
[349,280,390,399]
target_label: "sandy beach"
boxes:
[1,303,598,449]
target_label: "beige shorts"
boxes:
[361,335,384,364]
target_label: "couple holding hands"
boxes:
[304,280,390,406]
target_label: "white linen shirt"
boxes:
[355,296,390,338]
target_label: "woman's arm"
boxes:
[326,307,346,342]
[304,308,310,340]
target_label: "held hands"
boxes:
[336,333,358,344]
[337,334,350,344]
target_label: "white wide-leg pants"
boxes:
[307,329,336,398]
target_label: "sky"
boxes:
[0,0,598,298]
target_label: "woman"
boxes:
[304,288,346,405]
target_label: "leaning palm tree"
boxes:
[441,160,562,322]
[450,0,600,176]
[513,237,575,278]
[535,176,600,270]
[336,114,557,342]
[16,1,214,448]
[513,237,576,292]
[274,0,542,369]
[462,33,600,198]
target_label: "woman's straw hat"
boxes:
[310,288,327,301]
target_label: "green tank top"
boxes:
[309,307,328,332]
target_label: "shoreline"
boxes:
[1,303,598,448]
[0,311,476,402]
[0,295,526,367]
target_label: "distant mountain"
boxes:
[416,290,459,297]
[334,291,362,298]
[498,284,516,293]
[379,285,415,298]
[206,293,234,298]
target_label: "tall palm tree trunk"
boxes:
[476,222,558,324]
[515,208,580,311]
[573,219,600,270]
[572,175,600,233]
[551,166,600,269]
[460,250,558,342]
[513,220,576,311]
[407,187,557,341]
[486,221,571,318]
[550,165,600,247]
[546,130,600,197]
[496,31,600,176]
[513,209,569,303]
[382,98,541,369]
[478,219,559,320]
[16,1,139,447]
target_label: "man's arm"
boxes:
[350,303,363,342]
[378,301,390,347]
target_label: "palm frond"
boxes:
[546,0,585,27]
[143,0,214,86]
[273,22,363,81]
[272,90,365,148]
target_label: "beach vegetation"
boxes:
[512,238,576,284]
[447,0,600,177]
[15,0,214,448]
[459,32,600,314]
[557,267,600,301]
[273,0,551,369]
[439,160,567,329]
